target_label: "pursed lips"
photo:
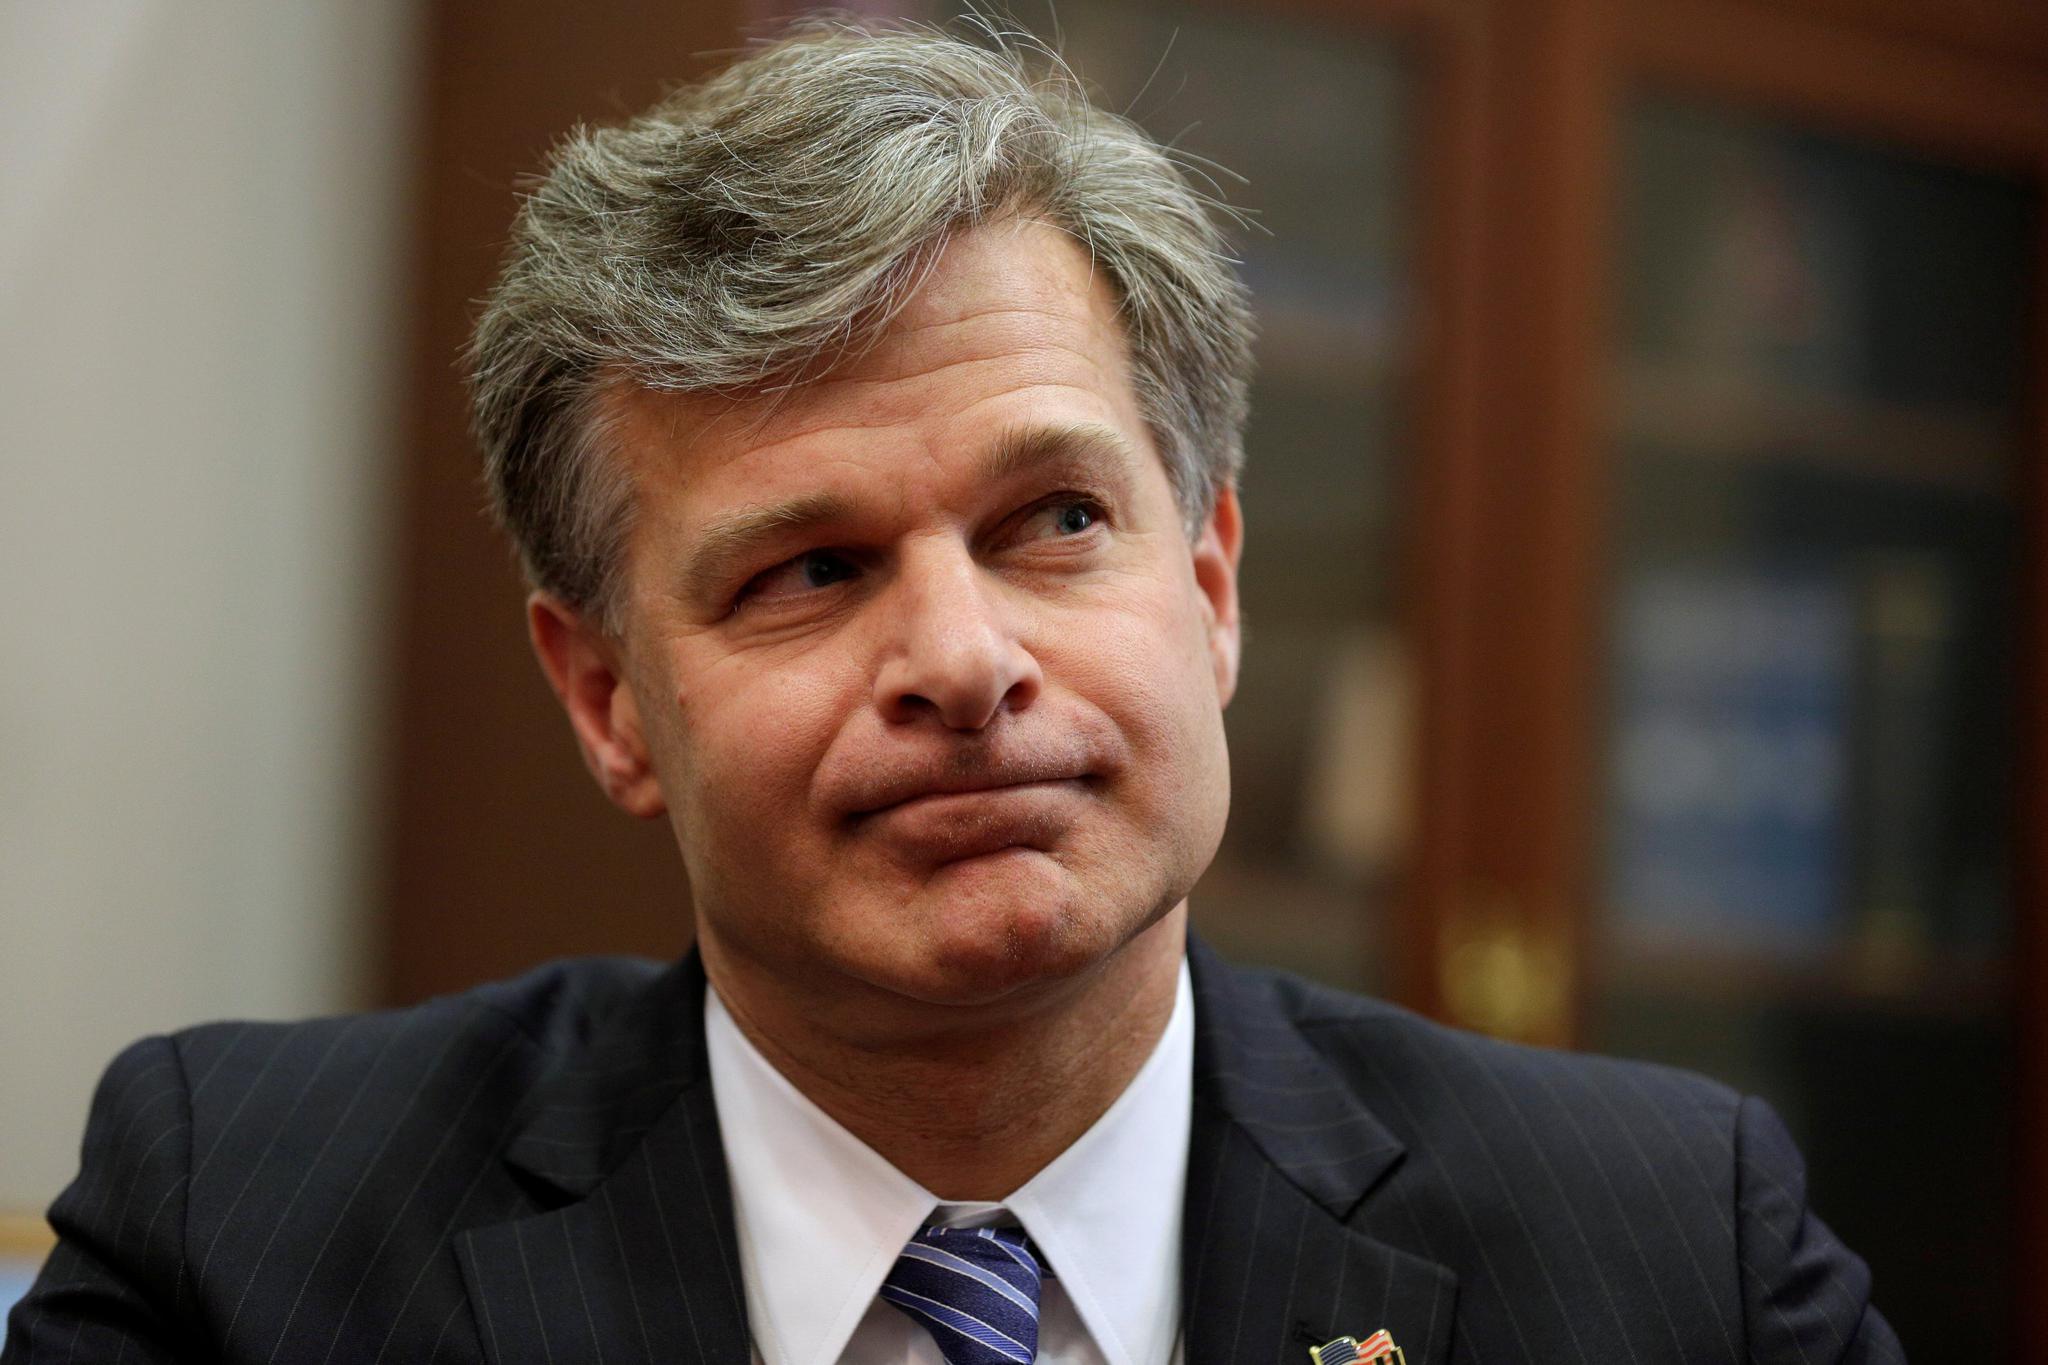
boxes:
[845,761,1096,820]
[848,775,1092,863]
[858,776,1080,815]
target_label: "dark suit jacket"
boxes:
[6,939,1902,1363]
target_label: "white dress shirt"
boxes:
[705,959,1194,1365]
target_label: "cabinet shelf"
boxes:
[1614,359,2016,494]
[1601,924,2010,1022]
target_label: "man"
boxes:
[6,20,1900,1365]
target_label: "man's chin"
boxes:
[871,849,1134,1007]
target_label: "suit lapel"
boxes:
[1182,940,1458,1365]
[455,952,751,1365]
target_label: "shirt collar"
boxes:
[706,958,1195,1365]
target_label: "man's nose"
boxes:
[872,543,1043,730]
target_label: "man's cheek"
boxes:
[1070,612,1183,727]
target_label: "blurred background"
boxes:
[3,0,2043,1357]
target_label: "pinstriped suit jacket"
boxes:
[6,938,1903,1363]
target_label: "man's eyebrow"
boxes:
[677,490,854,606]
[974,421,1145,491]
[674,422,1144,606]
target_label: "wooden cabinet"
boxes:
[1400,2,2048,1356]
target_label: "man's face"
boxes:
[541,219,1241,1018]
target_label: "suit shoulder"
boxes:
[160,957,664,1204]
[1226,961,1758,1350]
[1233,960,1741,1160]
[168,954,661,1076]
[1219,964,1902,1360]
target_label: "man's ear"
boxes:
[526,591,668,819]
[1190,484,1244,707]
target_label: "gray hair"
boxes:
[470,16,1255,629]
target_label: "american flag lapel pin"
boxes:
[1310,1329,1405,1365]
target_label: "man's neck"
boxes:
[703,907,1187,1200]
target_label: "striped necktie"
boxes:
[880,1224,1053,1364]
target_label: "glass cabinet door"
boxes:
[904,2,1423,992]
[1596,96,2037,1358]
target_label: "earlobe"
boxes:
[1191,485,1244,708]
[526,592,669,819]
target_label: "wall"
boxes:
[0,1,417,1209]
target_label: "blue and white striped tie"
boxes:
[879,1224,1053,1364]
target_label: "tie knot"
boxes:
[880,1225,1052,1364]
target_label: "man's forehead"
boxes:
[600,226,1138,484]
[887,215,1114,337]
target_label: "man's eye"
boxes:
[733,550,857,611]
[1028,497,1107,539]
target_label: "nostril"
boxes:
[874,638,1041,730]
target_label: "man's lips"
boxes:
[846,763,1095,819]
[851,778,1090,863]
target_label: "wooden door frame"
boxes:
[1397,0,1618,1043]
